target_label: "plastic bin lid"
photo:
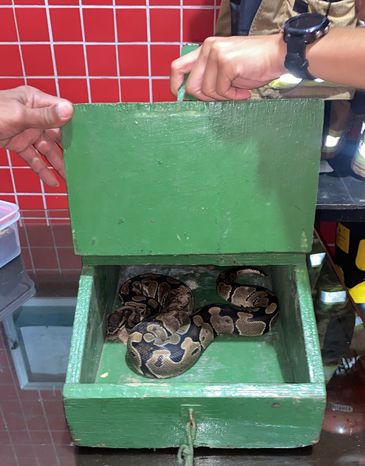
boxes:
[0,255,35,322]
[0,200,20,229]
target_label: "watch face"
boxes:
[288,13,327,32]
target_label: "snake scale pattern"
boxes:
[107,267,279,379]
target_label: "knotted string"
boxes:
[177,408,196,466]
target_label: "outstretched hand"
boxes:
[170,35,285,101]
[0,86,73,186]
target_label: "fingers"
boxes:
[10,85,73,129]
[1,86,69,186]
[184,39,218,101]
[22,102,73,131]
[17,145,59,187]
[46,128,61,144]
[7,128,42,153]
[8,128,65,186]
[170,48,200,96]
[33,132,65,179]
[18,85,71,110]
[172,36,256,102]
[182,37,248,101]
[200,49,229,101]
[216,71,251,100]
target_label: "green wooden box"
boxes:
[63,99,326,449]
[62,100,322,260]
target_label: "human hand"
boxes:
[170,34,286,101]
[0,86,73,186]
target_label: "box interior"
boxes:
[76,264,311,386]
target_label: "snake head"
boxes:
[107,301,151,339]
[106,309,127,338]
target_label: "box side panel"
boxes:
[65,265,120,384]
[64,268,93,384]
[271,260,325,386]
[294,260,326,385]
[79,265,120,382]
[64,385,324,449]
[63,100,323,257]
[271,263,309,383]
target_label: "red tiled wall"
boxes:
[0,1,220,211]
[19,217,82,274]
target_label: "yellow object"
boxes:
[349,281,365,303]
[355,239,365,271]
[269,74,302,90]
[336,224,350,254]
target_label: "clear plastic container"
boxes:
[0,200,21,268]
[0,255,35,321]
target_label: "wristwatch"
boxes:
[283,13,330,80]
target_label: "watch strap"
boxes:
[284,35,315,80]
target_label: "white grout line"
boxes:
[112,0,122,101]
[21,220,36,274]
[78,3,92,102]
[21,217,71,221]
[25,269,81,273]
[22,219,70,222]
[37,396,63,466]
[0,408,21,466]
[39,0,60,224]
[0,41,183,45]
[11,0,27,84]
[22,245,74,249]
[40,180,50,226]
[180,0,183,54]
[10,0,26,211]
[0,4,217,8]
[49,219,63,274]
[0,347,40,466]
[0,75,171,79]
[5,150,20,207]
[0,192,68,196]
[44,0,60,96]
[146,0,152,103]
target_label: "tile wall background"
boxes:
[0,1,221,211]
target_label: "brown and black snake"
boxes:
[106,267,279,379]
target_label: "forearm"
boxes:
[306,27,365,89]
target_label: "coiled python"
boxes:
[107,267,279,379]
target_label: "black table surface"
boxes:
[316,140,365,222]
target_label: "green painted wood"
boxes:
[82,252,304,266]
[271,258,325,384]
[63,261,325,449]
[66,265,119,384]
[63,386,324,448]
[65,271,92,385]
[95,332,292,385]
[63,99,323,258]
[177,44,199,101]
